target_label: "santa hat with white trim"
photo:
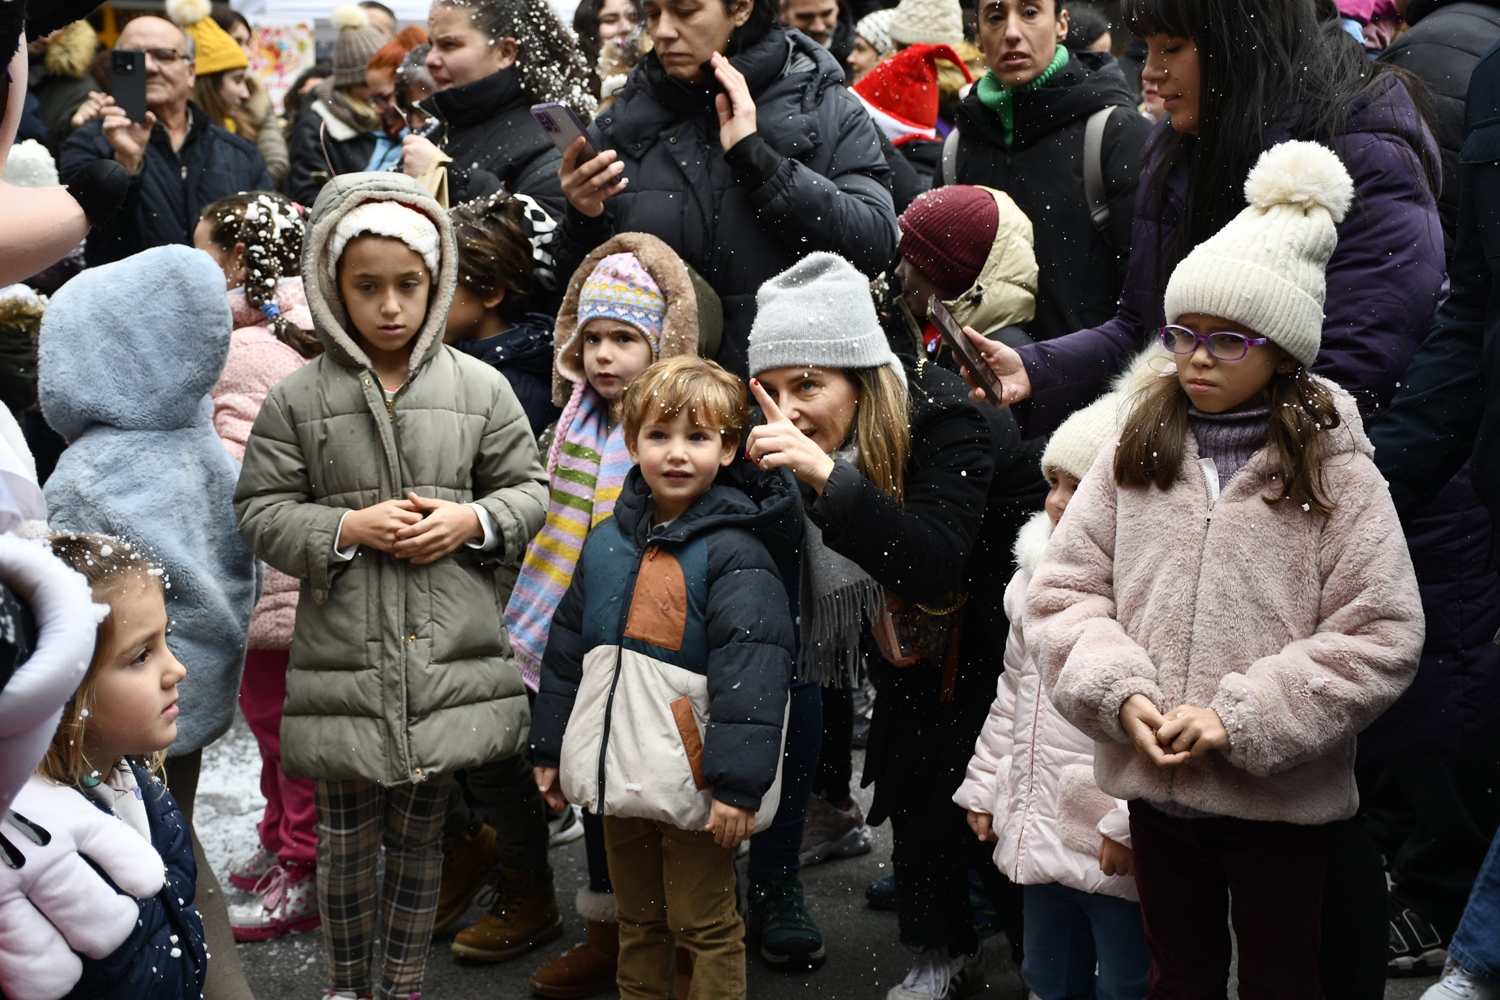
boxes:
[852,44,971,146]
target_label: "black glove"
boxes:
[64,158,128,228]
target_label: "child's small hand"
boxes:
[339,498,423,553]
[534,766,567,811]
[392,493,483,564]
[1155,705,1230,759]
[966,809,996,842]
[1119,694,1190,768]
[1098,836,1134,877]
[706,800,754,849]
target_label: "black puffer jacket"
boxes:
[60,108,272,267]
[416,67,566,219]
[285,100,379,208]
[556,24,899,376]
[1378,0,1500,252]
[945,50,1151,342]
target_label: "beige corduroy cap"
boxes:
[1164,140,1354,369]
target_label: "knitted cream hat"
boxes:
[327,199,441,282]
[1164,140,1354,369]
[888,0,965,49]
[166,0,248,76]
[1041,345,1173,481]
[331,4,387,88]
[856,9,897,58]
[748,252,905,390]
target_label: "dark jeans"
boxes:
[1130,801,1325,1000]
[747,681,822,882]
[889,776,985,954]
[1319,814,1388,1000]
[444,752,551,878]
[1449,823,1500,980]
[814,684,853,802]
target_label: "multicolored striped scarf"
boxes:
[505,381,634,689]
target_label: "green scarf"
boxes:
[975,44,1070,148]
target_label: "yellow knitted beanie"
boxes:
[166,0,249,76]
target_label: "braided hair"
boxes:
[198,193,323,358]
[437,0,598,117]
[449,192,536,324]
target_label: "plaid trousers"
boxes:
[315,775,452,1000]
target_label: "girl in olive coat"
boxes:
[234,172,548,1000]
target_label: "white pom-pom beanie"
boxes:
[1163,139,1355,369]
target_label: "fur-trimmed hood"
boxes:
[300,172,457,378]
[1013,510,1052,578]
[941,186,1038,336]
[551,231,720,406]
[43,20,97,80]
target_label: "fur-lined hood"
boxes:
[551,231,721,406]
[1013,510,1052,578]
[43,20,97,80]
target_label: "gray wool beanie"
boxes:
[748,252,906,389]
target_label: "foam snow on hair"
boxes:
[441,0,598,117]
[1243,140,1355,224]
[165,0,212,27]
[332,3,372,28]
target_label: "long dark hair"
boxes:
[1113,367,1342,518]
[572,0,645,71]
[723,0,778,56]
[1124,0,1438,277]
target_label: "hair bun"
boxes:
[1243,140,1355,225]
[332,4,371,29]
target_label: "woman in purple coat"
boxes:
[961,1,1445,998]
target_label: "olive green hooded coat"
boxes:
[234,173,548,785]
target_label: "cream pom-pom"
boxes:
[164,0,212,28]
[332,4,371,29]
[1243,139,1355,224]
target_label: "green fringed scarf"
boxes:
[975,44,1070,148]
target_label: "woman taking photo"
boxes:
[400,0,593,215]
[554,0,899,376]
[743,253,1043,991]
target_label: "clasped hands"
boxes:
[1119,694,1229,767]
[337,492,481,565]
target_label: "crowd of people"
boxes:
[2,0,1500,999]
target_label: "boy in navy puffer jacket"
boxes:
[530,356,796,1000]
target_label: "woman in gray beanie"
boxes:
[744,252,1045,998]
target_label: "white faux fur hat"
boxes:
[1164,140,1354,369]
[326,199,441,284]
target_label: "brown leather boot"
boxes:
[672,945,693,1000]
[450,865,565,963]
[432,824,501,935]
[527,918,619,999]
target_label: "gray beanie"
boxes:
[747,253,906,390]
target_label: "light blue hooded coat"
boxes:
[41,244,257,755]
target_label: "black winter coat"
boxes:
[59,108,272,268]
[1379,0,1500,253]
[285,104,379,208]
[944,50,1151,342]
[63,762,207,1000]
[416,67,566,219]
[556,24,899,376]
[450,312,562,437]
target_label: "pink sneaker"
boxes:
[230,863,321,942]
[228,845,277,891]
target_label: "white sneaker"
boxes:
[1422,959,1500,1000]
[886,943,985,1000]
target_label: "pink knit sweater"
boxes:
[1027,381,1424,825]
[212,281,311,650]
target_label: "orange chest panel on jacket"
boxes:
[623,544,688,652]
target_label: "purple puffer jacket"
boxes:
[1013,75,1446,436]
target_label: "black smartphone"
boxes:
[529,102,598,165]
[110,50,149,124]
[930,296,1006,407]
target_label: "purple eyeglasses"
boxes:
[1158,325,1271,362]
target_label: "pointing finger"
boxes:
[749,378,787,424]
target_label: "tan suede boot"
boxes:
[433,824,501,935]
[528,913,619,999]
[450,865,565,963]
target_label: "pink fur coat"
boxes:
[1027,380,1424,825]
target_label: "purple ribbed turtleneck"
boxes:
[1188,402,1270,490]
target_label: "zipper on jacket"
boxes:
[595,541,654,809]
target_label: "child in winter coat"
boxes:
[445,192,562,437]
[234,173,548,1000]
[503,233,710,998]
[530,355,796,1000]
[193,191,323,943]
[954,367,1156,1000]
[9,532,208,1000]
[1027,141,1425,992]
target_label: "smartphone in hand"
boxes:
[110,50,149,124]
[530,102,598,165]
[930,296,1006,407]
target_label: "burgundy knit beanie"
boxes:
[898,186,1000,298]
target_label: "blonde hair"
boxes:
[621,355,751,447]
[849,365,911,503]
[38,533,168,785]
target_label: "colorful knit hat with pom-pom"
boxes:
[1164,140,1354,369]
[577,253,667,355]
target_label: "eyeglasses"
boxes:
[1158,324,1270,362]
[143,47,189,65]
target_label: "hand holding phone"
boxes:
[929,297,1027,408]
[530,102,598,163]
[109,50,149,124]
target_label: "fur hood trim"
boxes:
[44,20,98,80]
[551,232,713,406]
[1012,510,1052,578]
